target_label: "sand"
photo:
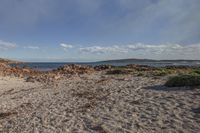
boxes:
[0,72,200,132]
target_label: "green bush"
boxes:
[165,74,200,87]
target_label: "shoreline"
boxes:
[8,60,200,72]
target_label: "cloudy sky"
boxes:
[0,0,200,62]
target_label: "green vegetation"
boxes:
[106,65,200,78]
[193,70,200,74]
[165,74,200,87]
[106,69,131,75]
[152,69,170,76]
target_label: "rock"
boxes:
[94,65,112,71]
[0,63,94,83]
[54,64,94,75]
[25,76,36,83]
[0,63,10,69]
[53,75,61,80]
[22,68,31,73]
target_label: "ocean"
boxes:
[10,60,200,71]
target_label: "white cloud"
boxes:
[79,43,200,59]
[79,43,185,55]
[127,43,183,54]
[80,45,128,54]
[0,40,17,50]
[127,43,200,52]
[126,43,200,59]
[24,46,39,50]
[60,43,73,51]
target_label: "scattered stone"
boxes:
[94,65,112,71]
[25,76,36,83]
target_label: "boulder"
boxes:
[25,76,36,83]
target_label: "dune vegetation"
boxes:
[165,73,200,87]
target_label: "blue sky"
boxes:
[0,0,200,62]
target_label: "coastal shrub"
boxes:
[193,70,200,74]
[153,70,169,76]
[137,72,145,76]
[106,69,130,75]
[165,74,200,87]
[114,66,126,69]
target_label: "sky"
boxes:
[0,0,200,62]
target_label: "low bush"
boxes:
[106,69,131,75]
[193,70,200,74]
[137,72,145,76]
[165,74,200,87]
[152,69,169,76]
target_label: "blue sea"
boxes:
[10,60,200,71]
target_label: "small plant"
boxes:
[165,74,200,87]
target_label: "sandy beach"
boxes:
[1,0,200,132]
[0,71,199,132]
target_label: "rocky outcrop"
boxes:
[0,64,95,83]
[0,63,40,77]
[94,65,112,71]
[0,63,10,76]
[24,64,95,83]
[0,63,10,69]
[53,64,95,75]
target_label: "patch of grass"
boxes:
[152,69,169,76]
[106,66,200,77]
[165,74,200,87]
[146,68,173,77]
[106,66,135,75]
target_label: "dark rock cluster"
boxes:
[94,65,112,71]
